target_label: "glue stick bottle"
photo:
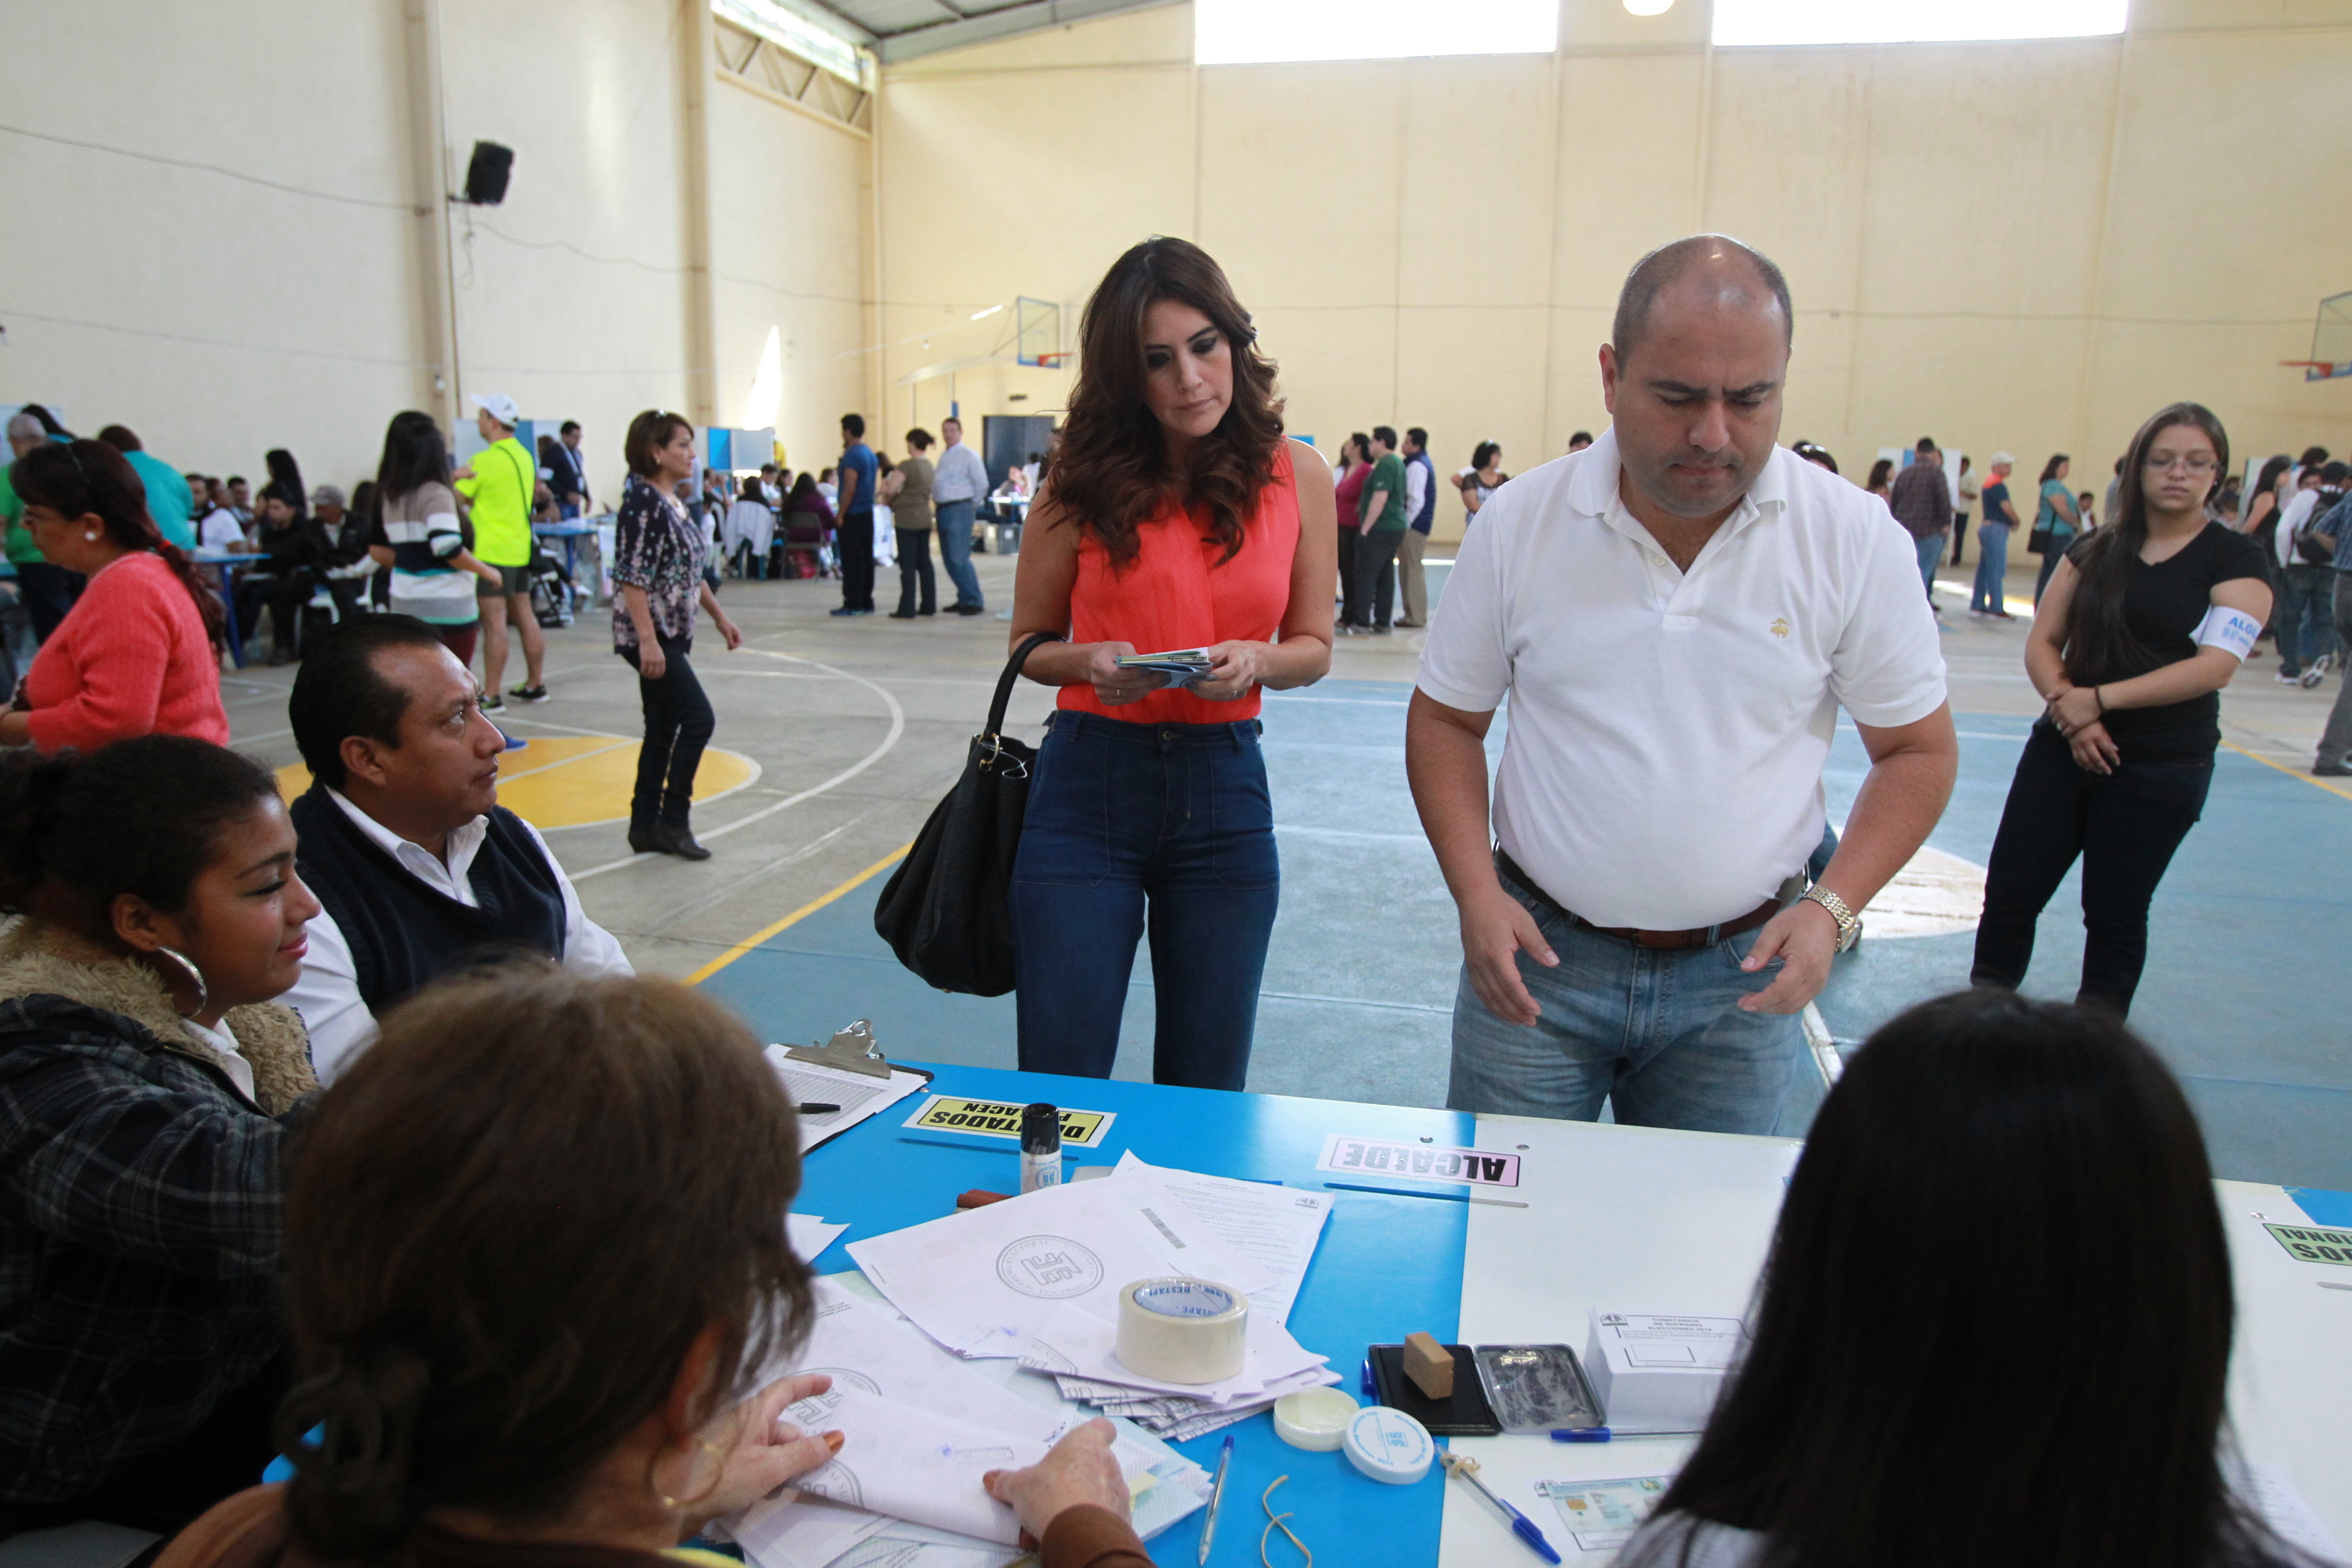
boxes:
[1020,1102,1063,1194]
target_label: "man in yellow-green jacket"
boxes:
[456,392,548,712]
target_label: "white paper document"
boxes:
[783,1387,1048,1545]
[1112,1153,1331,1327]
[847,1165,1271,1358]
[763,1045,930,1153]
[789,1215,849,1267]
[783,1278,1076,1438]
[730,1275,1213,1568]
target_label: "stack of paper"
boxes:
[728,1277,1212,1568]
[1021,1157,1340,1441]
[846,1162,1274,1358]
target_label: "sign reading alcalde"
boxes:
[903,1096,1116,1149]
[1315,1133,1521,1188]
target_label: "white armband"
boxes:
[2194,605,2261,661]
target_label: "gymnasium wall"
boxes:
[876,0,2352,540]
[1,0,872,502]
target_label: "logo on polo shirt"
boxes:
[1770,617,1790,638]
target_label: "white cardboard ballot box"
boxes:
[1584,1310,1744,1434]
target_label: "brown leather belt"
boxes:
[1496,848,1783,952]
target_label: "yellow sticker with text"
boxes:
[903,1095,1116,1149]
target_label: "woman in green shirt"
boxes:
[2032,453,2080,605]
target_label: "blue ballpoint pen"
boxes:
[1551,1426,1613,1442]
[1441,1451,1563,1565]
[1199,1433,1234,1565]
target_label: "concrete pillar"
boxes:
[401,0,461,431]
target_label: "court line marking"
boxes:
[2220,740,2352,804]
[567,648,906,881]
[682,844,912,986]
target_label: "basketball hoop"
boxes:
[1034,351,1072,369]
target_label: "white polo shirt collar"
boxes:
[1569,428,1789,571]
[326,787,490,908]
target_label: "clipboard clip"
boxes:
[784,1018,895,1079]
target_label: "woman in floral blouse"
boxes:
[614,411,742,861]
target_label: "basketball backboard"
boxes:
[1015,297,1061,368]
[2292,291,2352,381]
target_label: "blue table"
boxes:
[189,550,253,667]
[797,1063,2352,1563]
[795,1062,1471,1566]
[533,518,595,584]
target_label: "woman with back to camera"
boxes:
[1331,431,1372,629]
[1007,236,1336,1090]
[614,410,744,863]
[1865,456,1894,506]
[2032,452,2081,604]
[0,736,320,1540]
[0,440,230,750]
[1617,987,2324,1568]
[155,969,1153,1568]
[367,411,500,665]
[1973,404,2269,1017]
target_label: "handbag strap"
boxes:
[985,631,1063,740]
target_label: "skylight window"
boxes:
[1195,0,1557,66]
[1712,0,2126,46]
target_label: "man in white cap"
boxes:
[456,392,547,710]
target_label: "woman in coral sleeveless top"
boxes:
[1007,238,1336,1090]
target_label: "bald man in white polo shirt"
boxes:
[1407,235,1957,1134]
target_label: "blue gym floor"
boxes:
[701,675,2352,1193]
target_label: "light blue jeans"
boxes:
[935,498,983,610]
[1972,522,2012,612]
[1914,531,1946,601]
[1445,863,1804,1133]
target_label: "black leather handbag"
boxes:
[873,632,1061,996]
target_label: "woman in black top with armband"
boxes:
[1973,403,2271,1016]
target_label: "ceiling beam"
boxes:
[875,0,1183,63]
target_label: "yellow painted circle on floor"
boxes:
[273,734,756,829]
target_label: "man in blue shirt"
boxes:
[832,412,879,617]
[1398,426,1438,628]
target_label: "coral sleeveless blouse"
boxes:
[1059,444,1301,725]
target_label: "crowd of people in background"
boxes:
[0,230,2342,1568]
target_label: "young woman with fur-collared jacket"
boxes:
[0,735,320,1540]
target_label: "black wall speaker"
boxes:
[462,141,513,206]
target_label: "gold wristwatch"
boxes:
[1800,884,1863,953]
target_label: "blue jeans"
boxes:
[1446,863,1803,1134]
[1972,522,2012,612]
[1010,711,1280,1089]
[2278,564,2339,676]
[936,498,983,610]
[1914,531,1945,601]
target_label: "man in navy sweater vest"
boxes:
[282,616,630,1081]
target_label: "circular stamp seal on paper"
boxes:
[995,1235,1104,1299]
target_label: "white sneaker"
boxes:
[2314,653,2336,677]
[2302,667,2326,689]
[2275,671,2302,685]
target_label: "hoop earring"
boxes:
[651,1436,730,1510]
[151,946,208,1017]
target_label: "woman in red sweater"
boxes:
[1,441,229,752]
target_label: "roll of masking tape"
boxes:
[1112,1277,1249,1385]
